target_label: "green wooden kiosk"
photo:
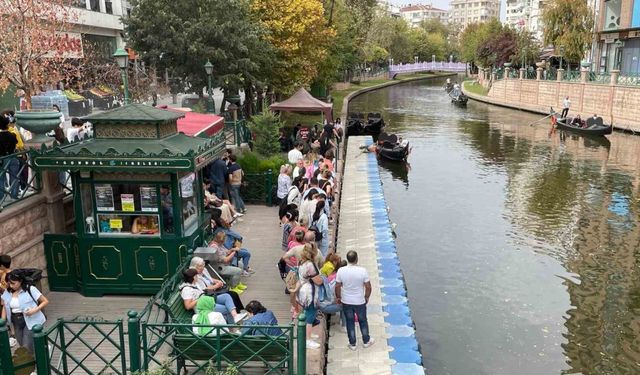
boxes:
[34,104,225,296]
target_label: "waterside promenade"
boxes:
[326,136,424,375]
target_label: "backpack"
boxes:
[317,276,336,310]
[284,267,299,293]
[309,221,323,242]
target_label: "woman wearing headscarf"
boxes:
[192,296,227,335]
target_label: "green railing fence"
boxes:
[240,170,275,205]
[224,120,251,147]
[0,150,41,210]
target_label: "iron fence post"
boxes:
[266,169,273,206]
[0,319,15,375]
[128,311,141,372]
[32,325,49,375]
[296,313,306,375]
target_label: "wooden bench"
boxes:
[161,291,291,374]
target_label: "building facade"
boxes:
[399,4,448,27]
[449,0,500,29]
[70,0,130,56]
[377,0,401,16]
[504,0,545,40]
[593,0,640,75]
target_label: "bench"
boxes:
[160,291,291,374]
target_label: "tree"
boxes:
[476,27,519,68]
[247,111,282,157]
[542,0,594,63]
[251,0,335,95]
[0,0,77,108]
[126,0,275,111]
[459,20,503,69]
[409,29,447,62]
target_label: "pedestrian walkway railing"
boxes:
[0,150,41,210]
[241,170,275,205]
[616,73,640,86]
[565,70,582,82]
[1,251,308,375]
[224,120,251,147]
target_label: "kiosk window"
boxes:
[81,184,95,234]
[179,173,199,230]
[160,185,174,234]
[98,214,160,236]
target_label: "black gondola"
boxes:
[555,114,613,137]
[377,132,410,161]
[347,112,385,136]
[450,93,468,106]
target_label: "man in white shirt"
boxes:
[287,142,304,164]
[335,250,374,350]
[561,96,571,119]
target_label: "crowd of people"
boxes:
[177,118,374,352]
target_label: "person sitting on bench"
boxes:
[179,268,247,323]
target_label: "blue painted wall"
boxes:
[633,0,640,28]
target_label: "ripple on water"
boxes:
[350,78,640,375]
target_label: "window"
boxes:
[91,183,170,237]
[105,0,113,14]
[179,173,199,232]
[604,0,621,31]
[89,0,99,11]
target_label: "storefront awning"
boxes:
[163,108,224,137]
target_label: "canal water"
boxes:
[349,78,640,375]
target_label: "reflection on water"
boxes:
[349,79,640,375]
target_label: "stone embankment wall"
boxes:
[0,172,72,292]
[473,70,640,132]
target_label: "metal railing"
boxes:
[588,72,611,85]
[240,170,275,205]
[224,120,251,147]
[616,73,640,86]
[565,70,582,82]
[0,150,41,210]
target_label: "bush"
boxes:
[237,151,287,175]
[247,112,282,157]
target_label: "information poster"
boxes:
[121,194,135,212]
[180,173,195,198]
[95,185,114,211]
[140,186,158,212]
[109,219,123,229]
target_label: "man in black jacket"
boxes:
[0,116,18,201]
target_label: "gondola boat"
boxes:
[347,112,385,136]
[552,110,613,137]
[377,132,410,161]
[450,93,468,106]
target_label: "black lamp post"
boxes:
[113,47,130,104]
[204,60,215,113]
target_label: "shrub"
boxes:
[237,151,286,175]
[247,111,282,157]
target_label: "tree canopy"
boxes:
[126,0,275,99]
[542,0,594,63]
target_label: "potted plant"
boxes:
[15,109,62,145]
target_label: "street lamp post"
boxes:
[204,60,215,113]
[414,55,418,64]
[113,47,130,104]
[615,40,625,70]
[559,45,565,70]
[432,54,436,64]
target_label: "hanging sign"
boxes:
[95,185,115,211]
[121,194,135,212]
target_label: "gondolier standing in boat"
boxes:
[561,97,571,119]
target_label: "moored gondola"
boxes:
[346,112,385,136]
[554,113,613,137]
[377,132,410,161]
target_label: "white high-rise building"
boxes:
[399,4,449,28]
[71,0,130,51]
[377,0,401,16]
[505,0,545,40]
[449,0,501,29]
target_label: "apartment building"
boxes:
[504,0,545,40]
[449,0,500,29]
[377,0,401,16]
[593,0,640,74]
[69,0,130,57]
[399,4,449,27]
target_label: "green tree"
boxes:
[248,112,282,157]
[542,0,594,63]
[125,0,275,109]
[459,20,503,69]
[409,29,447,61]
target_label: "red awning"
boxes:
[161,107,224,137]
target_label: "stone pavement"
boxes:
[326,136,425,375]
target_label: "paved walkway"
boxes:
[41,205,296,373]
[326,136,425,375]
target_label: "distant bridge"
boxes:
[389,61,468,76]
